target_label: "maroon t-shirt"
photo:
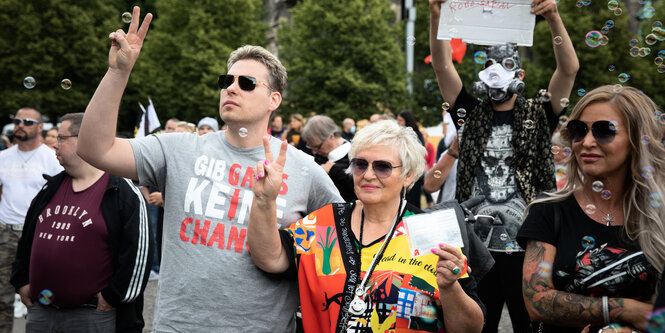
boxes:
[29,173,113,307]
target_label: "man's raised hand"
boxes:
[252,136,288,201]
[108,6,152,73]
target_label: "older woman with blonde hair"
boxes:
[518,85,665,333]
[248,120,487,332]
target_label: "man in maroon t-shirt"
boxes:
[11,113,152,332]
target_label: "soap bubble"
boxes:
[649,193,663,208]
[577,88,586,97]
[618,73,630,83]
[656,57,664,66]
[654,28,665,41]
[614,8,622,15]
[505,242,515,254]
[608,65,615,71]
[474,51,487,64]
[581,236,596,249]
[647,308,665,333]
[643,6,656,18]
[23,76,36,89]
[576,1,584,8]
[607,0,618,10]
[457,119,465,126]
[537,262,553,278]
[442,102,450,111]
[658,65,665,74]
[630,47,640,57]
[609,120,618,131]
[641,135,651,145]
[238,128,248,138]
[562,147,572,157]
[646,34,658,45]
[553,36,563,45]
[585,204,597,215]
[60,79,72,90]
[592,180,604,192]
[605,20,615,28]
[122,12,132,24]
[601,26,610,34]
[629,39,639,47]
[39,289,53,305]
[523,119,535,129]
[585,31,603,48]
[601,190,612,200]
[560,98,569,108]
[500,233,508,241]
[433,170,442,179]
[599,35,609,46]
[551,145,561,155]
[406,35,416,46]
[639,47,651,57]
[541,90,551,102]
[654,21,663,29]
[457,108,467,118]
[300,166,309,177]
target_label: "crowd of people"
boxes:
[1,1,665,333]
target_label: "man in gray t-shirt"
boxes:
[77,7,342,332]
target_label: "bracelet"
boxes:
[602,296,610,325]
[446,149,458,159]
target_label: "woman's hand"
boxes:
[108,6,152,73]
[431,243,465,290]
[252,136,288,202]
[531,0,559,20]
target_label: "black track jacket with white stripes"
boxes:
[11,171,154,333]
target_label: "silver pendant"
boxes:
[602,214,613,226]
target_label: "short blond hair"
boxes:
[348,120,426,191]
[227,45,287,94]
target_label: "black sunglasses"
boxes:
[350,158,402,179]
[218,74,273,92]
[13,118,40,126]
[565,120,617,144]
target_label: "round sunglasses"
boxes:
[218,74,273,92]
[565,120,617,144]
[350,158,402,179]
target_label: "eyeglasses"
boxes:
[56,135,78,144]
[484,58,517,71]
[306,134,331,152]
[218,75,273,92]
[565,120,617,144]
[13,118,41,126]
[350,158,402,179]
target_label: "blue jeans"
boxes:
[26,303,115,333]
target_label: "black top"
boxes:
[518,195,657,332]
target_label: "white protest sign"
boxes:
[437,0,536,46]
[403,208,464,258]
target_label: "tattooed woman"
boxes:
[248,120,490,332]
[517,85,665,333]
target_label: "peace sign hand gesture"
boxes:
[253,136,289,202]
[108,6,152,73]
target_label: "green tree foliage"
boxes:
[278,0,409,122]
[0,0,118,125]
[133,0,266,127]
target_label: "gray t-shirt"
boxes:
[130,131,342,332]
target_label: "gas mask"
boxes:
[472,43,525,103]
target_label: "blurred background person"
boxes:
[162,117,179,134]
[43,127,58,151]
[341,117,355,141]
[175,121,196,133]
[286,113,305,146]
[197,117,218,135]
[551,130,572,191]
[301,115,356,202]
[268,113,287,140]
[518,86,663,333]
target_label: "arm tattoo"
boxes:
[522,240,612,326]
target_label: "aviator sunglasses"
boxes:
[13,118,40,126]
[350,158,402,179]
[218,75,273,92]
[565,120,617,144]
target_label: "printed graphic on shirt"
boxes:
[287,205,469,332]
[177,155,291,254]
[471,123,526,252]
[557,243,655,300]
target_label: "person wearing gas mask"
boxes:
[428,0,578,332]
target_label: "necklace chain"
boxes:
[17,147,40,167]
[583,189,618,226]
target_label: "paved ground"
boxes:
[14,279,515,333]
